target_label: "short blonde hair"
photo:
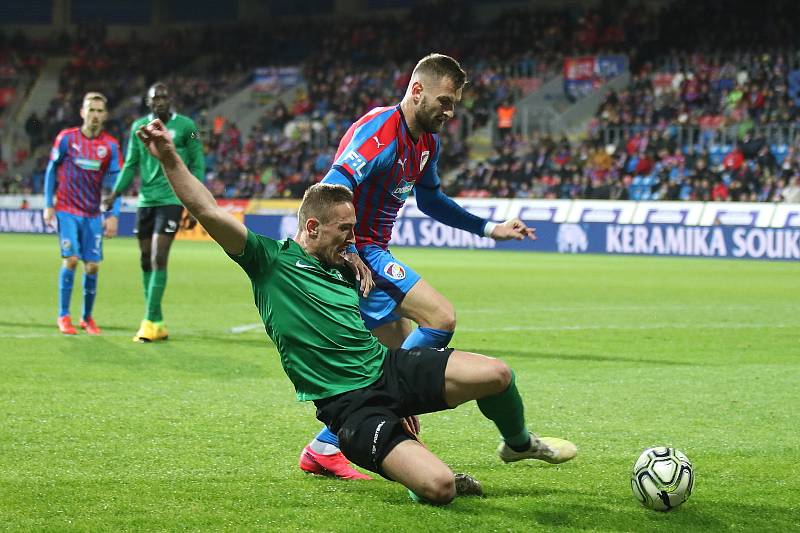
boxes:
[298,184,354,226]
[82,92,108,108]
[412,53,467,88]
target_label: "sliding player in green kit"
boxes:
[135,117,576,504]
[105,83,205,342]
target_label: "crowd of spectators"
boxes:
[198,1,647,199]
[6,1,800,204]
[448,130,800,203]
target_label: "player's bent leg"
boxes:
[443,351,577,465]
[371,318,414,350]
[397,279,455,332]
[443,350,512,407]
[381,439,456,505]
[396,279,455,349]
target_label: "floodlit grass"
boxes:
[1,233,798,531]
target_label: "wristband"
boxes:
[483,221,498,238]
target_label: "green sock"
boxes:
[477,370,530,449]
[408,489,430,505]
[146,270,167,322]
[142,270,152,304]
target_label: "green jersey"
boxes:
[229,230,387,401]
[114,113,205,207]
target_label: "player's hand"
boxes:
[43,207,55,228]
[183,213,198,230]
[491,218,536,241]
[402,415,420,437]
[102,194,116,212]
[103,215,118,238]
[343,251,374,297]
[136,119,177,163]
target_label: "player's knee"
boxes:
[84,262,99,275]
[486,359,513,393]
[153,253,168,270]
[63,257,79,270]
[431,303,456,332]
[140,254,152,272]
[417,472,456,505]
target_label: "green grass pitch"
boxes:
[1,233,798,531]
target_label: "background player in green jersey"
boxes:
[135,117,576,505]
[104,82,205,342]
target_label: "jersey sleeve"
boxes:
[185,118,206,182]
[104,140,123,216]
[113,121,142,195]
[43,131,68,208]
[228,229,282,279]
[414,136,488,236]
[418,136,442,189]
[326,111,397,189]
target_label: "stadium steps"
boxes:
[6,57,70,175]
[206,75,307,139]
[510,72,630,139]
[15,57,70,129]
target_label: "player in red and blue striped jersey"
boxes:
[43,92,122,335]
[300,54,537,478]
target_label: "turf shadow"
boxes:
[461,348,697,366]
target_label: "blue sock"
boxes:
[315,426,339,447]
[58,266,75,318]
[83,273,98,319]
[401,327,453,349]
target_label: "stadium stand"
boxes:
[3,0,800,203]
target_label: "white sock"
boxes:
[309,438,340,455]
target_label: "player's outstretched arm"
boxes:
[136,119,247,255]
[490,218,537,241]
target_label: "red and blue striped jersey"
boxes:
[44,128,122,217]
[325,105,441,249]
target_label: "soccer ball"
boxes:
[631,447,694,511]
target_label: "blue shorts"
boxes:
[359,245,421,330]
[56,211,103,262]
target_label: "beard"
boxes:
[415,100,445,134]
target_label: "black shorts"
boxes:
[314,347,454,479]
[134,205,184,237]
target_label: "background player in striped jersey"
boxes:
[135,118,576,504]
[44,91,122,335]
[301,54,537,478]
[104,82,205,342]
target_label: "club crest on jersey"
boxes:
[96,145,107,158]
[168,129,176,139]
[391,179,415,201]
[420,150,430,172]
[383,262,406,280]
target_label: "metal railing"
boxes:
[598,124,800,148]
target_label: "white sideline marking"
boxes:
[229,324,262,334]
